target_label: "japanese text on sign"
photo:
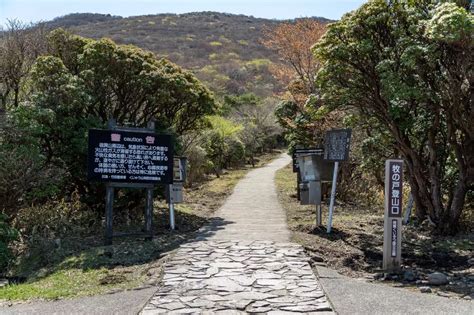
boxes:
[88,129,173,184]
[388,160,403,217]
[391,219,398,257]
[324,129,352,161]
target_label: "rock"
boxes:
[467,258,474,266]
[403,270,416,282]
[419,286,432,293]
[436,291,451,298]
[0,279,8,288]
[310,255,324,263]
[374,273,384,280]
[428,272,448,286]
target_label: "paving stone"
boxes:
[280,304,324,312]
[179,296,197,303]
[140,158,331,314]
[229,275,256,286]
[248,306,273,313]
[160,302,185,310]
[141,241,332,313]
[226,291,274,301]
[211,262,246,269]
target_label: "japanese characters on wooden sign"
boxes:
[87,129,173,184]
[324,129,352,162]
[383,159,404,270]
[387,160,403,218]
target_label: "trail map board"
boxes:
[324,129,352,162]
[87,129,173,184]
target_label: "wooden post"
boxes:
[145,188,153,240]
[105,185,114,245]
[383,159,403,272]
[316,204,322,226]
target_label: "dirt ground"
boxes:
[275,164,474,301]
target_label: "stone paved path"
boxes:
[142,154,334,314]
[142,241,332,314]
[197,153,292,242]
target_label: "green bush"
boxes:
[0,214,19,274]
[0,142,65,217]
[13,192,99,240]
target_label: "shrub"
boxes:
[0,214,19,274]
[13,192,99,240]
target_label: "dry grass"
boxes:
[275,163,474,299]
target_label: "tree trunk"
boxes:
[438,177,467,235]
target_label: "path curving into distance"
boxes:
[142,153,335,314]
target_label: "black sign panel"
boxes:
[292,148,324,172]
[87,129,173,184]
[324,129,352,161]
[387,160,403,218]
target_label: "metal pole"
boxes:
[169,184,175,230]
[105,185,114,245]
[327,161,339,233]
[145,188,153,240]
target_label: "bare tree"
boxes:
[0,20,47,111]
[262,19,326,103]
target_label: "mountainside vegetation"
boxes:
[46,12,331,99]
[0,12,295,285]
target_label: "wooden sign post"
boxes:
[383,159,404,272]
[324,129,352,233]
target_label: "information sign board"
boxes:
[292,148,324,172]
[324,129,352,161]
[87,129,173,184]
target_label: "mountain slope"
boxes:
[48,12,331,98]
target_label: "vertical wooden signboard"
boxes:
[383,159,403,271]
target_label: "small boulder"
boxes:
[0,279,8,288]
[467,257,474,266]
[403,270,416,282]
[310,255,324,263]
[428,272,448,286]
[374,273,384,280]
[420,286,432,293]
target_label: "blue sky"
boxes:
[0,0,367,26]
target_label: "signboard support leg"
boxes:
[145,188,153,240]
[169,203,175,230]
[297,173,301,201]
[169,185,176,230]
[316,204,322,226]
[105,185,114,245]
[326,161,339,233]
